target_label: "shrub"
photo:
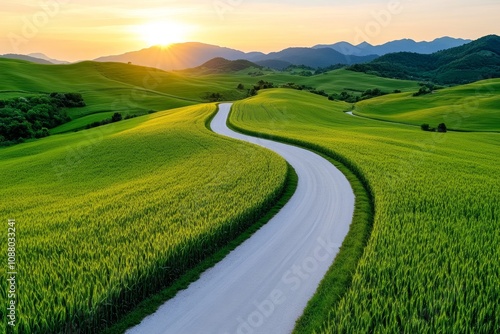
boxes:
[111,112,123,123]
[421,124,431,131]
[438,123,447,133]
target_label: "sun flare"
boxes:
[134,21,190,47]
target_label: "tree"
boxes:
[111,112,123,123]
[437,123,447,133]
[421,124,430,131]
[237,83,244,90]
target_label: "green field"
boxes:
[0,59,421,134]
[2,58,499,333]
[0,103,289,333]
[202,68,420,97]
[355,79,500,132]
[230,89,500,333]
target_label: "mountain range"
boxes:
[0,53,70,65]
[0,37,471,71]
[92,43,377,71]
[313,37,471,56]
[349,35,500,84]
[0,54,53,65]
[27,53,70,64]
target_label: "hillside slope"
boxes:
[184,57,262,74]
[230,89,500,334]
[354,79,500,131]
[0,103,287,333]
[349,35,500,84]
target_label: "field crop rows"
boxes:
[0,104,288,333]
[230,89,500,333]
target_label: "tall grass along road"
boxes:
[127,103,355,333]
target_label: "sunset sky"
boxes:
[1,0,498,62]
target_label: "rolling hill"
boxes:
[0,102,288,333]
[354,78,500,131]
[0,59,419,127]
[348,35,500,84]
[229,88,500,334]
[184,57,262,74]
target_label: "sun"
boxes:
[134,21,189,47]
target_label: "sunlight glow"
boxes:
[134,21,190,47]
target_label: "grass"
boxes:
[0,59,420,134]
[5,58,490,333]
[49,112,116,134]
[355,79,500,132]
[230,89,500,333]
[0,103,290,333]
[102,160,299,334]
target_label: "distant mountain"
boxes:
[28,53,70,64]
[185,57,262,74]
[250,47,378,69]
[314,37,471,56]
[94,42,376,71]
[94,42,265,71]
[348,35,500,84]
[0,54,52,64]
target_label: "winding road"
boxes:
[127,103,355,334]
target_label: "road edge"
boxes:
[101,103,298,334]
[226,103,375,334]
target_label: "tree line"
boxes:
[0,93,85,146]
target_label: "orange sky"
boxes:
[0,0,498,61]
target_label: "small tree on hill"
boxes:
[437,123,447,133]
[111,112,123,123]
[421,124,430,131]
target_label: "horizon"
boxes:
[7,35,478,60]
[1,1,499,62]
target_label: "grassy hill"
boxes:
[230,89,500,334]
[349,35,500,84]
[354,79,500,132]
[0,103,288,333]
[0,59,421,135]
[0,59,248,132]
[1,50,498,333]
[184,57,263,74]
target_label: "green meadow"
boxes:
[0,59,420,134]
[0,102,288,333]
[1,58,499,333]
[355,79,500,132]
[230,89,500,333]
